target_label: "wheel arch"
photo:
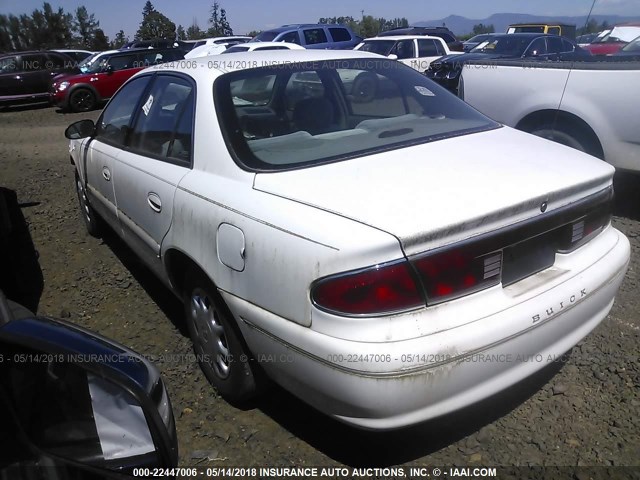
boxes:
[515,109,604,160]
[67,82,102,103]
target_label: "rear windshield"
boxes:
[214,58,497,171]
[358,40,396,56]
[253,31,279,42]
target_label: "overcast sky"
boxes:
[1,0,638,38]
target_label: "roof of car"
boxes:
[227,41,305,51]
[362,35,442,41]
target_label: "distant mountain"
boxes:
[415,13,640,36]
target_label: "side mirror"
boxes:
[65,119,95,140]
[104,65,114,74]
[0,294,178,474]
[387,53,398,60]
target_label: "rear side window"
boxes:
[561,38,576,53]
[303,28,328,45]
[418,39,440,57]
[329,28,351,42]
[96,76,152,146]
[20,54,47,72]
[46,53,70,69]
[547,37,563,54]
[128,75,194,164]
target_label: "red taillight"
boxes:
[413,249,502,305]
[311,260,423,316]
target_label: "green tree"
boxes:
[246,30,261,37]
[472,23,495,35]
[142,1,155,17]
[91,28,109,50]
[207,1,233,37]
[73,6,100,49]
[176,24,186,40]
[0,15,12,51]
[136,10,176,40]
[111,29,128,48]
[186,20,204,40]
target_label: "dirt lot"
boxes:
[1,106,639,473]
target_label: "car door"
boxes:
[415,38,445,72]
[112,74,194,274]
[98,53,140,99]
[523,37,549,59]
[84,75,153,231]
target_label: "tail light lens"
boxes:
[311,260,423,316]
[413,249,502,305]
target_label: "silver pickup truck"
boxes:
[459,59,640,172]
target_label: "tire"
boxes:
[69,88,96,112]
[184,269,264,403]
[351,72,378,103]
[74,172,102,237]
[528,123,592,155]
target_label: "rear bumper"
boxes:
[225,227,629,429]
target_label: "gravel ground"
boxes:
[1,106,638,474]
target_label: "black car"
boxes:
[0,50,75,107]
[0,290,179,477]
[378,26,464,52]
[426,33,591,94]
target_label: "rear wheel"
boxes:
[351,72,378,103]
[184,269,264,403]
[75,172,102,237]
[525,121,602,159]
[69,88,96,112]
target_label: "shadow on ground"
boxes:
[0,187,43,312]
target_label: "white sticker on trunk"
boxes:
[414,86,435,96]
[142,94,154,116]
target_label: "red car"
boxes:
[50,48,183,112]
[583,23,640,55]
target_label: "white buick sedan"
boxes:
[66,50,630,430]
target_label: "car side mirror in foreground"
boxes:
[65,119,95,139]
[0,293,178,476]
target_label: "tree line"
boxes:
[318,16,409,38]
[0,0,234,52]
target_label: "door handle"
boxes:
[147,193,162,213]
[102,167,111,181]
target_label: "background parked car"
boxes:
[427,33,590,94]
[182,36,252,50]
[611,34,640,58]
[378,26,464,52]
[0,50,74,107]
[222,42,305,54]
[250,23,361,49]
[506,23,576,39]
[583,23,640,55]
[355,35,461,72]
[50,47,184,112]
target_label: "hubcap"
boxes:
[73,92,92,110]
[190,288,230,379]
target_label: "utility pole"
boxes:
[361,10,364,19]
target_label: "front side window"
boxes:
[20,54,47,72]
[96,76,152,146]
[129,75,194,164]
[107,54,137,72]
[215,59,497,171]
[392,40,416,59]
[524,38,548,57]
[358,40,396,56]
[303,28,328,45]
